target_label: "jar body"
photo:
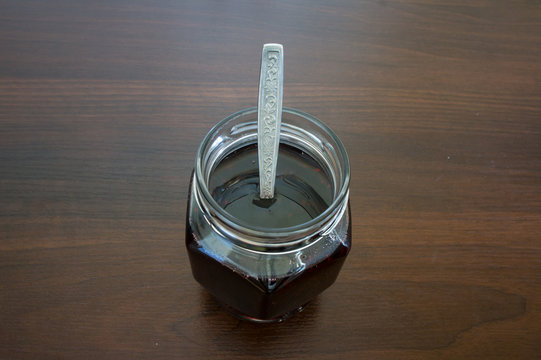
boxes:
[186,108,351,322]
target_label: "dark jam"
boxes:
[186,143,351,322]
[209,143,332,228]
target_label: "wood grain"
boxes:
[1,0,540,359]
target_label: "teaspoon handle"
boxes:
[258,43,283,199]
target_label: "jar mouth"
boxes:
[195,107,350,245]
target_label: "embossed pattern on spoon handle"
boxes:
[258,43,283,199]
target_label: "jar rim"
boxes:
[195,107,350,243]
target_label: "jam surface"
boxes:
[209,143,333,228]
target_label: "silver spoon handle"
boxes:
[258,43,283,199]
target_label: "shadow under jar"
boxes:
[186,107,351,323]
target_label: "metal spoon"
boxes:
[258,43,283,199]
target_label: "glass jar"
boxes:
[186,107,351,322]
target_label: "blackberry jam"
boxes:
[210,143,332,228]
[186,107,351,322]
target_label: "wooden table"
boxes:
[1,1,540,358]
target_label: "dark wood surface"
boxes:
[1,1,540,359]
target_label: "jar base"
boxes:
[216,298,309,324]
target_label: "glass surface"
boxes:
[186,108,351,322]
